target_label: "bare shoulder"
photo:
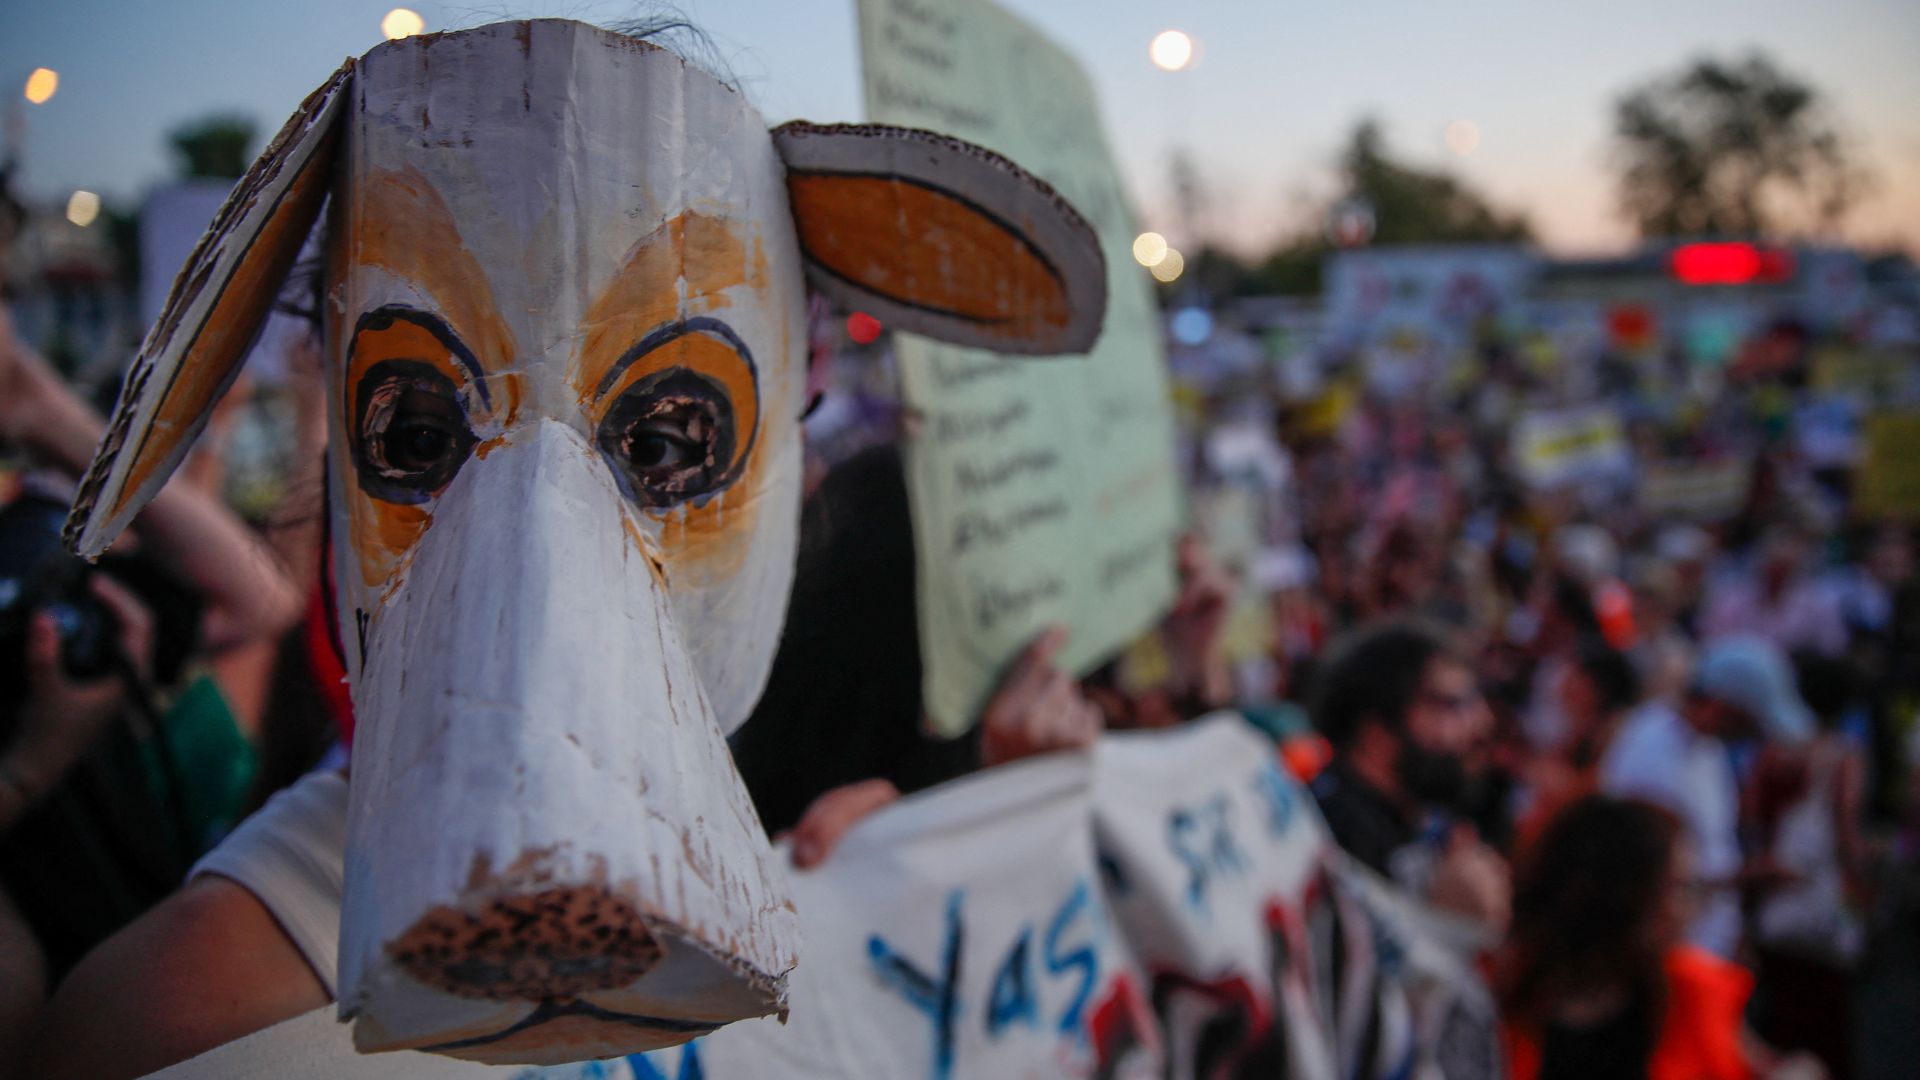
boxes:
[28,875,328,1079]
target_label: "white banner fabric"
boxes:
[152,718,1500,1080]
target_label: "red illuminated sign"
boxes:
[846,311,883,345]
[1670,243,1795,286]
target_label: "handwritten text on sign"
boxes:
[858,0,1184,734]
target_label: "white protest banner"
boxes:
[155,754,1161,1080]
[1323,247,1535,346]
[1093,716,1500,1080]
[147,1007,642,1080]
[691,752,1161,1080]
[1512,406,1630,490]
[1093,715,1338,1079]
[857,0,1184,734]
[1326,861,1504,1080]
[153,723,1496,1080]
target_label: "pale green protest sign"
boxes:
[857,0,1183,734]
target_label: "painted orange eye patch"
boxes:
[348,307,493,410]
[347,308,489,504]
[591,318,759,509]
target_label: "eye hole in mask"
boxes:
[596,368,737,506]
[353,361,479,502]
[593,318,757,509]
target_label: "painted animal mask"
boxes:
[64,19,1104,1066]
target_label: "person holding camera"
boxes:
[0,306,303,1067]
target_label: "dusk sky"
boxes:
[4,0,1917,258]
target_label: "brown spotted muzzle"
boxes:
[333,422,795,1061]
[391,884,664,1001]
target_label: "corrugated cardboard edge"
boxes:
[63,60,354,559]
[771,120,1108,356]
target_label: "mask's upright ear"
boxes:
[773,122,1106,356]
[64,63,353,558]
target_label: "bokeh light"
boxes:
[846,311,883,345]
[23,68,58,105]
[382,8,425,41]
[1170,307,1213,346]
[1150,248,1185,283]
[1132,231,1170,267]
[1444,119,1481,157]
[65,190,100,228]
[1149,31,1194,72]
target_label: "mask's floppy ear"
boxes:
[64,62,352,559]
[773,122,1107,356]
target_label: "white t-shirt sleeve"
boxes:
[1599,709,1684,809]
[190,766,349,997]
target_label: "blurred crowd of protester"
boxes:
[0,263,1915,1079]
[1158,300,1920,1078]
[796,282,1920,1078]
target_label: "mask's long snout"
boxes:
[336,420,794,1061]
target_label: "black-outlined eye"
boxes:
[596,368,738,507]
[352,360,477,502]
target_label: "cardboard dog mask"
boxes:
[64,20,1105,1065]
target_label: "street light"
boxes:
[1132,231,1169,268]
[1149,31,1193,72]
[66,191,100,228]
[382,8,425,41]
[1150,248,1185,283]
[23,68,58,105]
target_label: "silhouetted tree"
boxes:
[168,115,257,180]
[1245,239,1328,297]
[1226,120,1530,297]
[1339,119,1532,245]
[1611,53,1863,238]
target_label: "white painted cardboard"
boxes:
[68,17,1111,1065]
[323,23,805,1060]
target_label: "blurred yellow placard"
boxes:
[1856,413,1920,520]
[1513,406,1630,488]
[1813,346,1910,398]
[1642,459,1751,522]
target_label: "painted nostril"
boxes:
[388,884,664,1000]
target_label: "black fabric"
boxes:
[1537,993,1653,1080]
[1309,759,1417,878]
[0,718,193,980]
[728,446,979,835]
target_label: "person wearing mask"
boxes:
[1498,795,1819,1080]
[1307,620,1509,931]
[1601,636,1813,960]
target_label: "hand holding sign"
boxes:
[1164,534,1235,709]
[789,780,903,870]
[979,626,1105,768]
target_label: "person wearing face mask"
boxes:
[1307,620,1510,932]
